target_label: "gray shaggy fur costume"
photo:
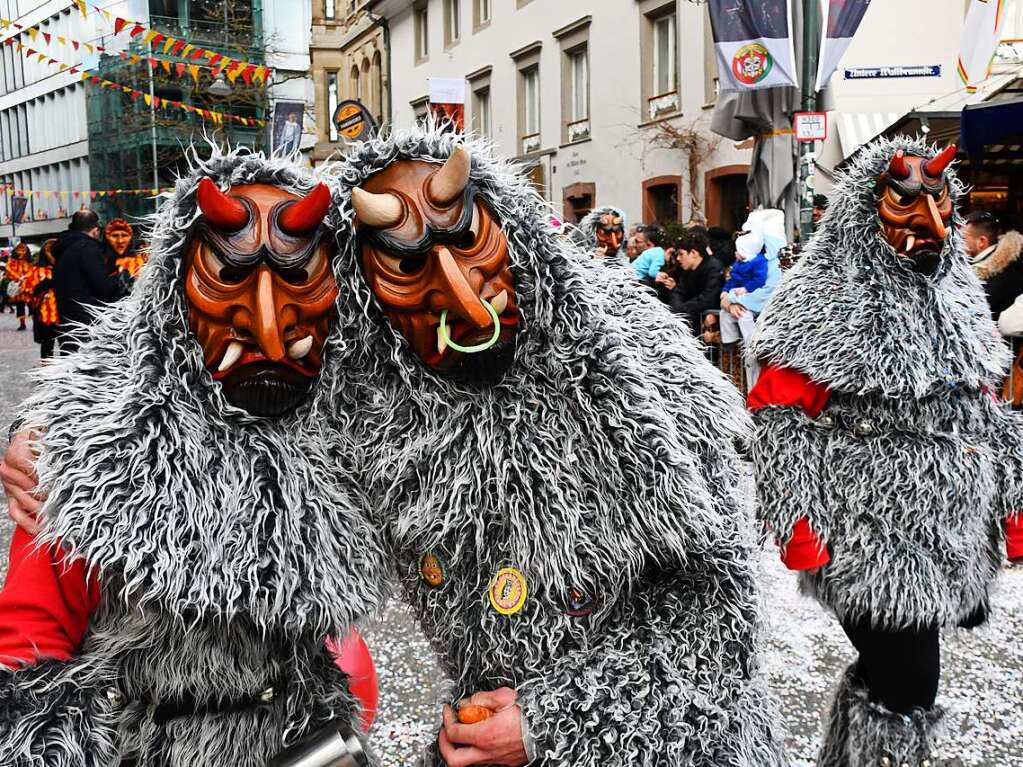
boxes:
[0,149,390,766]
[749,136,1023,766]
[568,204,629,263]
[319,126,790,766]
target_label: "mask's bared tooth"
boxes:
[217,340,244,372]
[287,336,314,360]
[437,324,448,355]
[490,289,508,315]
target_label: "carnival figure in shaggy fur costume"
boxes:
[318,126,790,766]
[568,204,628,264]
[0,149,389,766]
[748,136,1023,767]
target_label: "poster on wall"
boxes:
[428,77,466,132]
[271,101,306,156]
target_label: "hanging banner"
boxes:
[708,0,798,91]
[428,77,466,132]
[814,0,873,90]
[958,0,1008,93]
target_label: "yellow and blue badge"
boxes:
[488,567,528,616]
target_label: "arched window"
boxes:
[361,58,371,111]
[350,65,361,101]
[371,51,383,123]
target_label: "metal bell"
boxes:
[879,758,891,767]
[853,418,875,437]
[259,687,276,704]
[105,687,125,707]
[817,413,836,429]
[920,761,931,767]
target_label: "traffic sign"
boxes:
[795,112,827,142]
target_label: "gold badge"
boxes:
[419,552,447,588]
[488,567,528,616]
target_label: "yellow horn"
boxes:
[352,187,404,229]
[427,144,471,206]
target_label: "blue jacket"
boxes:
[722,253,768,294]
[632,247,666,280]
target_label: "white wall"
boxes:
[383,0,750,226]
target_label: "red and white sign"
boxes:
[795,112,827,142]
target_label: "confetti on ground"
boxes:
[0,319,1018,766]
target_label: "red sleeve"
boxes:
[780,518,831,571]
[747,363,832,417]
[1006,515,1023,563]
[0,527,101,668]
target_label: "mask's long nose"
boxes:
[252,265,286,362]
[435,247,492,328]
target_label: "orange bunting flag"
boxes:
[227,64,243,84]
[162,37,175,54]
[83,42,93,54]
[74,1,87,18]
[188,64,199,82]
[143,93,152,106]
[142,31,158,46]
[26,27,37,40]
[160,59,171,74]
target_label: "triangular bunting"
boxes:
[162,37,175,54]
[171,40,185,56]
[188,64,199,82]
[130,24,144,37]
[143,93,152,106]
[160,59,171,74]
[42,32,51,44]
[174,62,185,78]
[114,17,128,35]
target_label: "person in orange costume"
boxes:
[748,137,1023,767]
[20,239,60,359]
[4,241,32,331]
[105,218,147,278]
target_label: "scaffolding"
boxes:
[87,1,267,223]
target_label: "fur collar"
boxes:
[973,230,1023,280]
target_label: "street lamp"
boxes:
[208,73,232,97]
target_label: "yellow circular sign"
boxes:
[488,567,528,616]
[336,103,365,140]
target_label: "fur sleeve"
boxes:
[750,406,834,543]
[986,397,1023,519]
[0,661,118,766]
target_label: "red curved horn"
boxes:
[197,178,248,231]
[925,144,957,177]
[888,149,910,180]
[279,182,331,235]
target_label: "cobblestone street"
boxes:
[0,318,1020,767]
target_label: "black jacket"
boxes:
[663,255,725,318]
[52,230,124,331]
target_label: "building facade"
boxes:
[368,0,751,229]
[310,0,389,166]
[0,0,96,242]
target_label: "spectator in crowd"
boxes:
[21,239,60,359]
[962,211,1023,324]
[707,226,736,268]
[719,208,786,387]
[812,193,829,224]
[631,225,667,284]
[4,242,32,331]
[52,209,130,355]
[624,234,642,261]
[654,227,724,334]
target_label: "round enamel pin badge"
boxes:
[419,551,447,588]
[488,567,528,616]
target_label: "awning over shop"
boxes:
[837,112,900,158]
[961,97,1023,162]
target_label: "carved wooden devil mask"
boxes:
[185,179,337,417]
[875,145,956,276]
[351,146,519,382]
[595,212,624,255]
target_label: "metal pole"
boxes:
[798,0,819,242]
[148,63,159,191]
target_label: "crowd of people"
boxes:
[0,212,144,358]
